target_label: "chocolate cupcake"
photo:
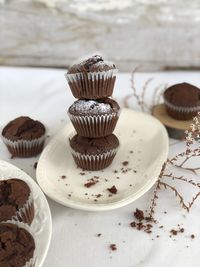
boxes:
[68,98,120,138]
[0,179,34,225]
[65,55,117,99]
[69,134,119,171]
[0,223,35,267]
[164,83,200,120]
[2,116,46,157]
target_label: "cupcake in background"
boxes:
[164,82,200,120]
[0,222,35,267]
[65,55,117,99]
[69,134,119,171]
[68,98,120,138]
[2,116,46,158]
[0,178,34,225]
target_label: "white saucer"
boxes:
[36,108,168,211]
[0,160,52,267]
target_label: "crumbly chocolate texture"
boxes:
[0,179,31,222]
[67,55,116,74]
[0,223,35,267]
[2,116,45,141]
[68,98,120,116]
[134,208,144,221]
[164,83,200,107]
[70,134,119,155]
[110,244,117,251]
[107,185,117,194]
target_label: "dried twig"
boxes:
[188,191,200,210]
[151,83,167,112]
[130,70,153,112]
[148,163,167,219]
[141,77,153,111]
[159,181,189,212]
[148,180,160,220]
[123,94,132,108]
[163,173,200,188]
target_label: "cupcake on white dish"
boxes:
[68,98,120,138]
[65,55,118,99]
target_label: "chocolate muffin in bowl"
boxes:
[0,223,35,267]
[164,83,200,120]
[69,134,119,171]
[65,55,117,99]
[68,98,120,138]
[2,116,46,157]
[0,179,34,225]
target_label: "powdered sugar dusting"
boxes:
[69,100,112,115]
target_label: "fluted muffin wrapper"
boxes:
[70,146,119,171]
[0,177,35,225]
[65,69,118,99]
[12,190,35,225]
[68,111,120,138]
[2,135,45,158]
[1,220,37,267]
[164,98,200,120]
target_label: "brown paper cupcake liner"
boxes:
[70,148,118,171]
[1,220,36,267]
[68,112,120,138]
[0,177,35,225]
[12,192,35,225]
[65,69,118,99]
[164,99,200,120]
[2,135,45,158]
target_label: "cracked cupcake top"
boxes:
[2,116,45,141]
[0,223,35,267]
[67,55,116,73]
[0,179,31,222]
[68,98,120,116]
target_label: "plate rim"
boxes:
[0,160,52,267]
[36,108,169,211]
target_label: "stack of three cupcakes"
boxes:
[66,55,120,171]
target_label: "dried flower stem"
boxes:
[159,181,189,212]
[123,94,133,108]
[163,173,200,188]
[148,163,167,219]
[151,83,167,112]
[141,77,153,111]
[130,71,152,112]
[188,191,200,210]
[148,180,160,220]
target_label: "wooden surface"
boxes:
[1,0,200,71]
[152,103,192,140]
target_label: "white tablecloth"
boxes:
[0,67,200,267]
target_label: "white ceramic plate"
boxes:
[37,108,169,211]
[0,160,52,267]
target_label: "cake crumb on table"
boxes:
[34,162,38,169]
[134,208,144,221]
[110,244,117,251]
